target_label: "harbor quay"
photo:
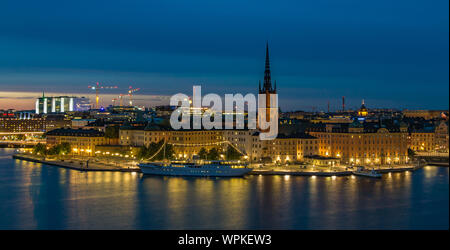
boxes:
[11,152,419,177]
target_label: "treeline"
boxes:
[136,141,243,161]
[32,142,71,156]
[136,140,175,160]
[198,146,243,160]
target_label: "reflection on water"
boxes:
[0,149,448,229]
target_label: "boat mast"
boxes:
[163,139,166,161]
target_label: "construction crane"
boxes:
[119,94,124,106]
[88,82,118,109]
[127,86,140,106]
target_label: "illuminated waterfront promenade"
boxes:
[12,152,419,177]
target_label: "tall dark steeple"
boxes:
[258,42,277,125]
[260,42,276,93]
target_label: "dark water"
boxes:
[0,149,448,230]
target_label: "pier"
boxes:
[13,153,420,177]
[12,154,140,172]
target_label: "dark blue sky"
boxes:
[0,0,448,111]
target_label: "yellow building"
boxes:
[434,121,449,152]
[224,130,319,163]
[408,131,435,152]
[46,128,106,156]
[119,124,319,163]
[120,123,224,160]
[308,121,409,165]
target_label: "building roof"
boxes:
[276,133,317,139]
[307,121,405,133]
[46,128,105,137]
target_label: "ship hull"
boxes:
[139,163,253,177]
[352,171,382,178]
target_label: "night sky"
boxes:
[0,0,448,111]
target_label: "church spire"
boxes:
[259,42,276,94]
[263,42,272,92]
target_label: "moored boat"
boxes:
[352,166,382,178]
[138,160,253,177]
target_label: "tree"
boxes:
[408,148,416,157]
[207,148,220,160]
[59,142,71,155]
[33,143,47,155]
[226,146,242,160]
[137,146,148,160]
[198,147,208,159]
[45,142,71,156]
[47,145,59,155]
[16,134,25,141]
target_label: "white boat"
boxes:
[138,160,253,177]
[352,166,382,178]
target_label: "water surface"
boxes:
[0,148,448,229]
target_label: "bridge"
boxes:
[415,152,449,166]
[0,132,45,135]
[0,140,45,147]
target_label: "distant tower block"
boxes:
[342,96,345,112]
[258,42,277,122]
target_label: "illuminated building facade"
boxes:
[35,93,91,114]
[119,124,224,159]
[407,120,449,152]
[307,121,409,165]
[46,128,106,156]
[408,130,435,152]
[0,117,45,133]
[0,114,70,133]
[434,121,449,152]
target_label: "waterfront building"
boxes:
[35,93,91,114]
[46,128,106,156]
[0,114,70,133]
[120,123,224,159]
[408,127,436,152]
[252,133,318,163]
[307,120,409,165]
[0,117,45,133]
[118,122,320,163]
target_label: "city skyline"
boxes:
[0,0,449,111]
